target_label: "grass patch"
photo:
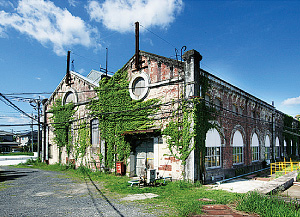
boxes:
[0,152,34,156]
[14,159,300,216]
[237,191,300,217]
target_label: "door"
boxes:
[135,139,154,176]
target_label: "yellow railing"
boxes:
[270,158,300,176]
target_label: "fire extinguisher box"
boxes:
[116,161,125,175]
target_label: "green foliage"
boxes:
[48,98,75,162]
[18,157,45,167]
[73,122,90,161]
[162,104,194,166]
[88,69,159,169]
[237,191,300,217]
[162,71,216,179]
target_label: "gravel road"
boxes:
[0,166,157,217]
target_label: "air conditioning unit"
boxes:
[147,169,156,184]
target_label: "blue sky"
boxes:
[0,0,300,134]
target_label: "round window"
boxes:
[129,73,149,100]
[132,77,145,97]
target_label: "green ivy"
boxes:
[48,98,75,163]
[162,71,216,181]
[193,71,217,181]
[162,102,194,166]
[88,68,159,169]
[73,122,91,161]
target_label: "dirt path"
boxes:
[0,166,157,217]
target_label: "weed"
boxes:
[237,191,300,217]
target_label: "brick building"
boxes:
[43,49,299,183]
[43,70,107,168]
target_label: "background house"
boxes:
[0,130,20,153]
[16,130,38,152]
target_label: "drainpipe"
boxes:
[272,101,276,162]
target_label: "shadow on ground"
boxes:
[81,168,125,217]
[0,169,35,182]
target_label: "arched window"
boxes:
[205,128,221,168]
[64,91,75,104]
[232,130,243,164]
[62,88,78,105]
[275,137,280,158]
[265,135,270,160]
[284,140,287,157]
[251,133,259,161]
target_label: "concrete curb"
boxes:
[257,171,298,195]
[0,155,38,166]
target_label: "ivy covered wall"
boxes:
[88,68,159,169]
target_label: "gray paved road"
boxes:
[0,166,156,217]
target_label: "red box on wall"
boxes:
[116,161,125,175]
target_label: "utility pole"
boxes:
[105,48,108,77]
[37,96,41,159]
[30,98,41,158]
[31,113,33,152]
[272,101,275,162]
[66,51,73,86]
[135,21,140,71]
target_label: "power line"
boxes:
[0,93,37,122]
[72,52,115,75]
[139,24,177,49]
[3,92,52,96]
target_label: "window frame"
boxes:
[264,135,271,160]
[251,133,259,162]
[232,130,244,165]
[90,118,99,146]
[205,128,222,169]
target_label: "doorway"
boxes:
[135,139,154,176]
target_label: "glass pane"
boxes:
[133,77,145,97]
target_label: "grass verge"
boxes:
[237,191,300,217]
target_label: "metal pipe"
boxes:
[216,167,270,185]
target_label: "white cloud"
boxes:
[86,0,183,33]
[0,26,8,38]
[4,115,29,124]
[0,0,100,56]
[282,96,300,106]
[68,0,78,7]
[35,77,41,80]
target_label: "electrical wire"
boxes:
[0,93,37,121]
[139,24,177,49]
